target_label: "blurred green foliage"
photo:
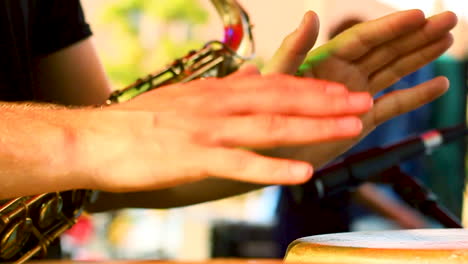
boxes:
[144,0,208,23]
[98,0,208,87]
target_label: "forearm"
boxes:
[0,103,83,198]
[0,103,132,199]
[87,144,354,212]
[87,178,264,211]
[353,183,428,229]
[257,139,357,171]
[88,144,343,211]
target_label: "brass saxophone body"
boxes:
[107,0,254,104]
[0,0,254,262]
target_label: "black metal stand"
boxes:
[377,166,462,228]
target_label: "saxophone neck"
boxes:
[211,0,255,60]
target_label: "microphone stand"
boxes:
[376,166,462,228]
[293,124,466,228]
[301,124,467,202]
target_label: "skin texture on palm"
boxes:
[269,10,457,237]
[262,9,457,168]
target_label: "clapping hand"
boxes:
[262,10,457,167]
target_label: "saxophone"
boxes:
[0,0,253,262]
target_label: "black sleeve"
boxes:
[33,0,92,56]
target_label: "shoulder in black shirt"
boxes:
[0,0,92,101]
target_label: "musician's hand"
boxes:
[83,67,373,192]
[262,10,457,166]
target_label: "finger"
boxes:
[224,73,345,93]
[263,11,320,75]
[364,76,449,128]
[330,9,426,61]
[205,115,363,148]
[357,11,458,76]
[368,33,453,92]
[201,147,313,185]
[216,77,373,116]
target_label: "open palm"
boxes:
[262,10,458,167]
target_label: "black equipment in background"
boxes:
[378,166,462,228]
[302,125,467,202]
[296,124,467,228]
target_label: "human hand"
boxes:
[354,183,428,229]
[81,66,373,192]
[262,10,457,166]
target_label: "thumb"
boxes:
[263,11,320,75]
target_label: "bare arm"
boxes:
[29,39,272,209]
[86,178,264,211]
[94,10,455,211]
[353,183,428,229]
[33,38,112,106]
[3,39,372,200]
[33,12,453,209]
[0,103,103,199]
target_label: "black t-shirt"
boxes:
[0,0,92,101]
[0,0,92,260]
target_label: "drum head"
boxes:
[285,229,468,264]
[28,259,284,264]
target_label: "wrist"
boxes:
[0,106,95,198]
[44,108,98,192]
[72,108,154,192]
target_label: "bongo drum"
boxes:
[284,229,468,264]
[28,260,284,264]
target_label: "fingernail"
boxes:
[300,12,309,27]
[325,84,348,94]
[289,163,313,181]
[348,93,373,108]
[337,117,363,132]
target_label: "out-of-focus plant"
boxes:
[144,0,208,23]
[97,0,208,87]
